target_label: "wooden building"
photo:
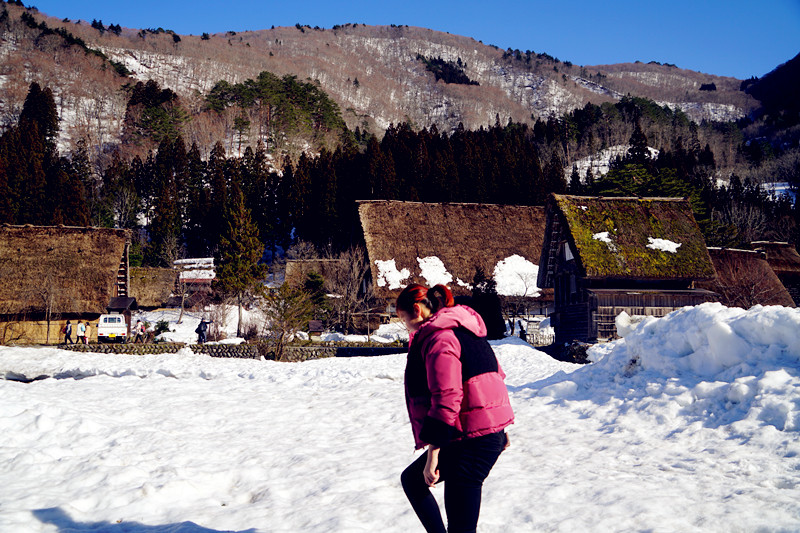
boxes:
[358,200,551,314]
[698,248,795,308]
[537,195,718,344]
[130,267,178,309]
[752,241,800,306]
[0,225,131,344]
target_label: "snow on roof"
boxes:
[174,258,214,267]
[374,259,410,290]
[592,231,618,252]
[417,256,453,287]
[646,237,681,254]
[179,269,215,281]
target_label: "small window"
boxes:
[103,317,109,323]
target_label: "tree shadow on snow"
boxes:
[33,507,257,533]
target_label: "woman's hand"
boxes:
[424,446,440,487]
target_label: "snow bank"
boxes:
[2,304,800,531]
[567,303,800,434]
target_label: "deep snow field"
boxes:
[2,302,800,532]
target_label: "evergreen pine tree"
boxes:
[627,121,650,164]
[0,154,11,223]
[471,267,506,340]
[19,82,59,149]
[569,165,583,194]
[214,186,267,336]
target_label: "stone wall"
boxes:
[57,343,406,361]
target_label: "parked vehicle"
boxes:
[97,314,128,343]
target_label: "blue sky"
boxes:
[28,0,800,79]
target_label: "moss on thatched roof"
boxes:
[541,194,715,284]
[698,248,795,307]
[130,267,177,308]
[358,200,547,298]
[0,225,129,315]
[752,242,800,276]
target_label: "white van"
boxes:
[97,314,128,343]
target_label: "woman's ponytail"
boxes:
[396,283,454,316]
[427,284,454,313]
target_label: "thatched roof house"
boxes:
[538,195,718,343]
[0,225,130,315]
[538,195,716,287]
[0,225,130,344]
[130,267,178,309]
[752,241,800,305]
[358,200,548,302]
[698,248,795,308]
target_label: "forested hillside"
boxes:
[0,0,797,267]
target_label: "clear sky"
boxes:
[27,0,800,79]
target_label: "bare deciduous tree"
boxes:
[323,246,373,334]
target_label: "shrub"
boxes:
[154,320,170,336]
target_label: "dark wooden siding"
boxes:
[589,289,718,341]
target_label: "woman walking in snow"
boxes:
[397,284,514,533]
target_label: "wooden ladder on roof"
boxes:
[544,217,561,288]
[116,241,130,298]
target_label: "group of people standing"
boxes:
[62,320,90,345]
[62,319,148,344]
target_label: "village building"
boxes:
[698,248,795,308]
[0,225,131,344]
[171,258,215,308]
[752,241,800,306]
[130,267,179,309]
[537,194,719,344]
[358,200,551,323]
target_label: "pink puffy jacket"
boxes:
[405,305,514,449]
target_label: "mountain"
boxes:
[0,3,759,159]
[744,52,800,129]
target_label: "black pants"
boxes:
[401,431,507,533]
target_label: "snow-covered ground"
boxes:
[762,181,797,204]
[136,306,408,345]
[2,303,800,532]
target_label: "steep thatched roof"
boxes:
[0,225,129,315]
[130,267,177,308]
[698,248,795,308]
[539,195,715,286]
[358,200,547,299]
[752,242,800,276]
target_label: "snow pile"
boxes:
[646,236,681,253]
[493,255,540,297]
[566,303,800,435]
[375,259,410,290]
[417,256,453,286]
